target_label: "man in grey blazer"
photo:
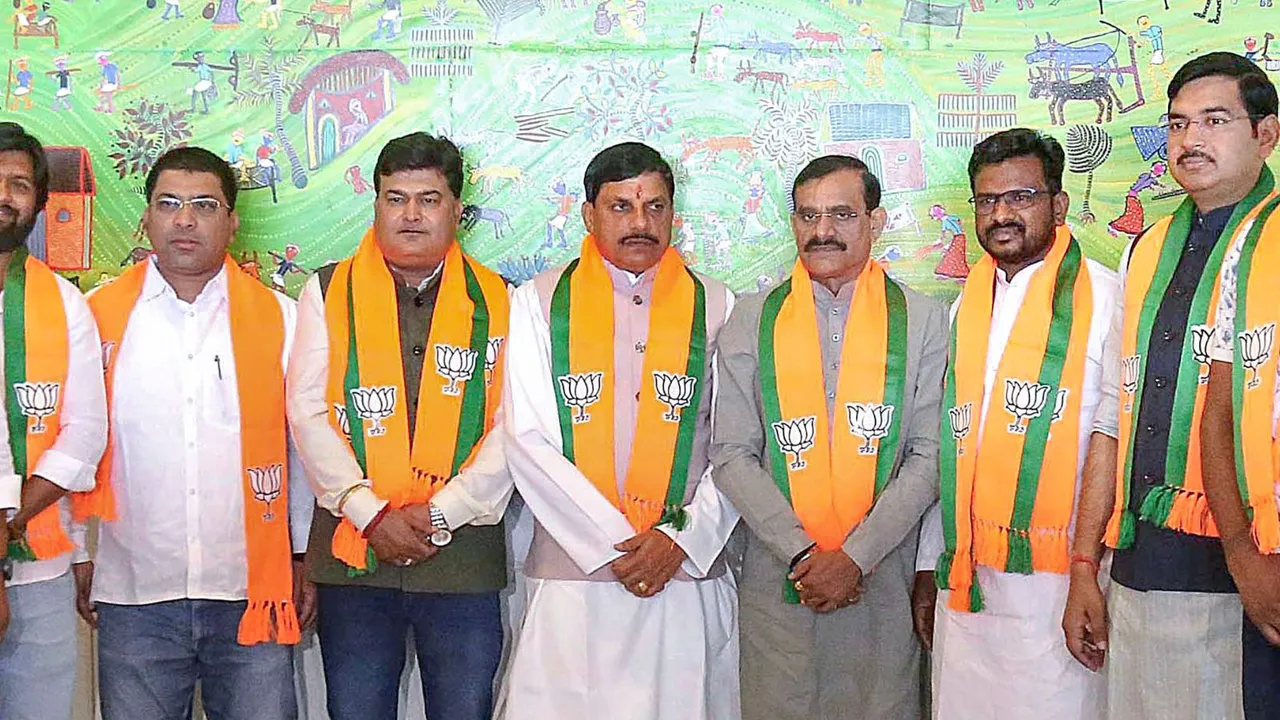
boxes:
[710,155,947,720]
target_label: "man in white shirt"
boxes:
[0,122,108,720]
[74,147,315,720]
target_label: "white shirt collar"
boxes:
[140,256,228,306]
[388,261,443,292]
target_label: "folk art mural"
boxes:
[5,0,1274,299]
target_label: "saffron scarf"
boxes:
[1106,168,1277,547]
[4,249,74,561]
[938,227,1093,613]
[325,230,508,573]
[549,235,706,532]
[78,257,298,645]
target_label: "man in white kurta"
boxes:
[915,129,1119,719]
[498,142,740,720]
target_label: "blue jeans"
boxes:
[0,573,78,720]
[1244,613,1280,719]
[97,599,296,720]
[316,585,502,720]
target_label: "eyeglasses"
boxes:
[968,188,1048,216]
[1167,113,1261,136]
[794,209,860,226]
[151,196,228,217]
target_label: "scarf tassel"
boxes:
[622,493,664,534]
[1250,496,1280,555]
[236,600,302,646]
[972,520,1069,575]
[1138,485,1176,527]
[1104,508,1136,550]
[332,521,373,575]
[934,550,986,613]
[1164,488,1219,537]
[23,519,74,560]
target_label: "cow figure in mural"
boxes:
[1025,33,1120,83]
[1028,67,1121,125]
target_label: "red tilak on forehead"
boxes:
[634,186,644,199]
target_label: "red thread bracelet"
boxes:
[362,504,392,539]
[1070,554,1100,572]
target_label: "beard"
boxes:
[0,207,34,254]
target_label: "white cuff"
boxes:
[32,448,95,493]
[0,474,20,512]
[430,483,473,531]
[342,487,388,532]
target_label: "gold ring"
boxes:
[636,581,650,593]
[399,559,413,567]
[794,581,805,592]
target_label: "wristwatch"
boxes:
[427,502,452,547]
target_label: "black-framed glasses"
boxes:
[1167,113,1263,136]
[151,196,228,218]
[794,209,860,226]
[968,188,1048,216]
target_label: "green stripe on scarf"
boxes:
[3,249,34,562]
[549,259,580,462]
[659,269,707,531]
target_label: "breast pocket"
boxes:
[201,354,241,432]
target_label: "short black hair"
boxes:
[792,155,882,210]
[373,132,464,199]
[144,146,238,210]
[583,142,675,203]
[1168,52,1279,125]
[967,128,1065,195]
[0,122,50,214]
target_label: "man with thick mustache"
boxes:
[1064,52,1279,719]
[711,155,946,719]
[913,129,1119,718]
[0,123,107,720]
[498,142,740,719]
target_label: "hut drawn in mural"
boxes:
[27,146,94,271]
[286,50,409,170]
[822,102,925,194]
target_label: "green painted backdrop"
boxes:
[6,0,1275,297]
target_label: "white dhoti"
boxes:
[13,87,30,96]
[933,570,1106,720]
[497,575,740,720]
[1106,583,1244,720]
[193,79,213,93]
[55,88,71,98]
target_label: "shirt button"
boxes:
[635,342,645,353]
[832,334,840,342]
[831,362,839,370]
[1142,473,1155,484]
[186,311,195,318]
[827,391,835,399]
[1173,286,1187,298]
[412,345,423,356]
[632,295,643,306]
[1145,424,1157,434]
[831,308,839,315]
[1153,377,1168,389]
[414,297,425,307]
[1162,330,1176,342]
[189,489,196,496]
[1187,244,1200,254]
[187,353,195,360]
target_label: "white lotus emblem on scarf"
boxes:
[846,402,894,456]
[1003,378,1050,435]
[1051,388,1069,423]
[558,371,604,424]
[484,337,505,387]
[248,463,283,521]
[349,386,397,437]
[1190,325,1214,385]
[653,371,697,423]
[949,403,972,455]
[1121,355,1141,411]
[1240,322,1277,390]
[771,416,817,470]
[435,344,479,396]
[12,381,60,434]
[333,403,350,438]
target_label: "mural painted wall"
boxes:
[6,0,1274,298]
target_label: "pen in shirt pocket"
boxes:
[214,354,223,380]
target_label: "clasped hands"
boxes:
[791,548,864,613]
[366,504,441,567]
[610,529,688,598]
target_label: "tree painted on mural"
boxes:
[1066,123,1113,224]
[108,98,194,181]
[751,95,821,184]
[233,36,309,189]
[578,56,674,140]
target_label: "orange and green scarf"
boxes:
[938,227,1093,613]
[1106,168,1278,547]
[4,249,75,562]
[78,257,299,645]
[325,230,508,574]
[1229,195,1280,554]
[758,258,907,603]
[550,236,706,532]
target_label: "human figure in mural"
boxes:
[8,57,34,111]
[224,128,249,182]
[161,0,182,19]
[288,132,512,720]
[341,98,370,147]
[371,0,402,41]
[254,0,280,29]
[45,55,78,111]
[1064,51,1280,720]
[93,52,122,114]
[211,0,241,26]
[256,129,281,183]
[342,165,369,194]
[1137,15,1165,65]
[185,51,219,114]
[741,169,772,238]
[1108,161,1168,237]
[0,120,109,720]
[926,203,971,280]
[266,243,306,290]
[499,141,740,720]
[543,177,577,249]
[714,154,946,720]
[854,22,886,88]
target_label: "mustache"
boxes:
[1178,150,1214,166]
[620,234,659,245]
[986,221,1025,235]
[804,238,848,251]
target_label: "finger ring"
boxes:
[399,559,413,567]
[794,581,805,592]
[636,581,650,593]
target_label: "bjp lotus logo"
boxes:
[653,371,697,423]
[1190,325,1214,384]
[948,403,972,455]
[13,382,60,434]
[1003,379,1050,434]
[1121,355,1141,411]
[248,464,283,521]
[846,402,894,456]
[349,386,397,437]
[558,372,604,424]
[771,416,816,470]
[435,344,478,396]
[1239,323,1276,389]
[484,337,505,387]
[1051,388,1069,424]
[332,403,350,438]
